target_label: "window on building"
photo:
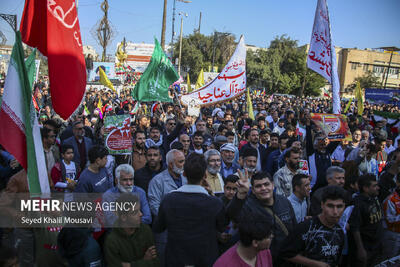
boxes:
[363,64,369,71]
[373,65,384,74]
[389,68,399,75]
[351,63,357,70]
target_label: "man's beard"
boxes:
[207,165,221,175]
[244,164,256,173]
[173,164,184,175]
[136,142,145,149]
[117,184,133,193]
[288,161,299,170]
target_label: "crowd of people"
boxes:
[0,77,400,267]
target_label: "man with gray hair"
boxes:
[102,164,152,226]
[204,149,224,195]
[310,166,347,216]
[148,149,187,266]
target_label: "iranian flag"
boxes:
[0,32,49,196]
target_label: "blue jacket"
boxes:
[102,186,152,225]
[220,161,240,180]
[148,169,188,216]
[63,136,93,169]
[266,149,282,176]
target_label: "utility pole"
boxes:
[384,50,394,89]
[171,0,176,58]
[91,0,115,62]
[198,12,202,33]
[161,0,167,50]
[178,12,188,76]
[170,0,191,59]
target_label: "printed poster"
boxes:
[89,62,116,82]
[299,160,309,175]
[104,115,132,155]
[311,113,352,141]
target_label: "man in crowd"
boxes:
[178,133,191,157]
[132,130,147,171]
[102,164,151,226]
[145,127,163,151]
[383,174,400,259]
[310,166,346,216]
[74,145,112,193]
[240,147,259,180]
[266,133,289,176]
[220,143,240,179]
[134,146,165,194]
[288,173,311,223]
[305,127,339,192]
[41,127,60,174]
[153,152,227,266]
[104,193,159,266]
[265,132,279,160]
[227,171,297,261]
[195,119,213,143]
[280,186,346,266]
[189,131,206,154]
[148,149,187,265]
[349,174,383,266]
[379,148,400,202]
[273,147,301,197]
[63,120,93,171]
[240,128,267,172]
[214,210,273,267]
[203,149,224,195]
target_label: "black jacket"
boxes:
[226,192,297,260]
[153,189,228,267]
[349,193,383,249]
[135,164,165,194]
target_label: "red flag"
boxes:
[20,0,86,120]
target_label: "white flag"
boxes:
[307,0,341,114]
[181,36,246,107]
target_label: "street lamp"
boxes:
[178,12,188,76]
[171,0,191,58]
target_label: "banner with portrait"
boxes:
[89,62,116,82]
[310,113,352,141]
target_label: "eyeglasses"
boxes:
[168,123,176,126]
[208,159,221,163]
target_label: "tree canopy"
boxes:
[174,33,326,96]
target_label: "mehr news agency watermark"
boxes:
[0,193,137,228]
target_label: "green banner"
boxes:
[104,115,132,155]
[132,37,178,102]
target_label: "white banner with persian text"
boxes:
[307,0,341,114]
[181,36,246,107]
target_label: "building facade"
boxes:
[339,48,400,90]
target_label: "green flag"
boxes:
[355,81,364,116]
[132,38,178,102]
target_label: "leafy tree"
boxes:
[247,35,325,96]
[173,32,236,79]
[347,71,380,91]
[175,33,325,96]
